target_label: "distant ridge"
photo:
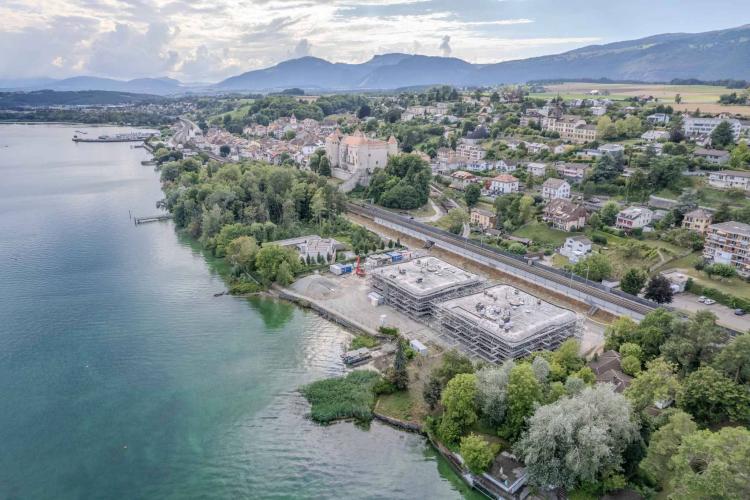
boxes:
[4,24,750,93]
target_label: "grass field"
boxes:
[512,222,580,247]
[529,82,750,116]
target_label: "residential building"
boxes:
[542,115,598,143]
[683,116,742,140]
[487,174,519,195]
[694,148,730,165]
[560,236,592,263]
[616,207,653,231]
[541,178,571,200]
[470,208,497,229]
[598,143,625,156]
[681,208,713,234]
[703,221,750,276]
[641,130,670,142]
[589,351,632,393]
[526,162,548,177]
[555,162,590,182]
[456,142,487,162]
[708,170,750,191]
[646,113,671,125]
[543,199,587,231]
[450,170,479,190]
[525,142,550,154]
[590,106,607,116]
[495,159,518,172]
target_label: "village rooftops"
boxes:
[713,169,750,178]
[542,178,567,189]
[618,207,650,220]
[435,285,577,345]
[370,256,481,297]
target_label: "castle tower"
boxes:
[387,135,398,157]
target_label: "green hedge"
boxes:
[686,279,750,311]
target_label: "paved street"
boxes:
[671,292,750,332]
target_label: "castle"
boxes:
[325,130,398,190]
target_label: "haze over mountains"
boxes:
[3,24,750,95]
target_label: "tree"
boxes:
[619,342,643,361]
[475,362,513,427]
[553,338,584,375]
[661,311,727,375]
[621,355,641,376]
[713,332,750,384]
[460,434,496,474]
[254,244,301,284]
[643,275,673,303]
[591,153,624,183]
[729,141,750,169]
[597,116,617,140]
[640,410,697,483]
[444,208,469,235]
[571,253,612,282]
[225,236,258,274]
[464,183,481,207]
[317,155,331,177]
[515,385,638,490]
[502,364,542,440]
[390,339,409,390]
[276,260,294,286]
[219,144,231,157]
[669,427,750,500]
[625,357,681,412]
[710,120,735,148]
[620,269,647,295]
[600,201,620,226]
[679,366,750,426]
[356,104,371,119]
[438,373,478,443]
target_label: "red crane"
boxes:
[355,255,366,277]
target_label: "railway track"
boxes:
[347,202,658,317]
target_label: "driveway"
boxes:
[670,292,750,332]
[416,198,445,223]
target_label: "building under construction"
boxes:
[370,256,484,320]
[434,285,579,363]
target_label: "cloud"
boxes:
[439,35,451,56]
[291,39,312,58]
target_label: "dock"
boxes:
[134,214,172,224]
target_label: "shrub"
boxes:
[460,434,496,474]
[592,234,608,245]
[228,281,264,295]
[686,280,750,311]
[351,335,379,350]
[300,370,382,424]
[379,326,399,336]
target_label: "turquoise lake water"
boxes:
[0,124,479,499]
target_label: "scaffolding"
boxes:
[434,285,580,363]
[370,256,484,321]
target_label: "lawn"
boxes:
[513,222,579,247]
[681,269,750,301]
[376,391,416,421]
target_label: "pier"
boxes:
[134,214,172,225]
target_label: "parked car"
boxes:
[704,299,716,305]
[698,296,707,303]
[735,308,746,316]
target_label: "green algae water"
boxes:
[0,124,480,499]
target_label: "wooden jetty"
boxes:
[134,214,172,225]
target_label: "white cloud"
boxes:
[291,39,312,58]
[439,35,451,56]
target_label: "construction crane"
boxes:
[355,255,366,277]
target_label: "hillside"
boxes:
[217,24,750,91]
[0,90,162,108]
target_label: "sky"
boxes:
[1,0,749,82]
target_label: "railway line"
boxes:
[347,202,658,318]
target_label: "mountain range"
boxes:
[3,24,750,94]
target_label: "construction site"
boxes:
[369,256,485,320]
[434,284,580,363]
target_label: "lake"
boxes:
[0,124,478,499]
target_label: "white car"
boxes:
[698,296,707,303]
[703,299,716,305]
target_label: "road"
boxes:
[347,201,658,318]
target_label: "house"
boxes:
[543,199,588,231]
[495,159,519,172]
[450,170,478,190]
[541,178,571,200]
[683,116,742,140]
[525,142,550,155]
[708,170,750,191]
[681,208,713,234]
[703,221,750,276]
[616,207,653,231]
[560,236,592,263]
[694,148,730,165]
[598,143,625,156]
[526,162,548,177]
[646,113,671,125]
[641,130,670,142]
[470,208,497,229]
[273,235,345,263]
[555,162,590,182]
[589,351,632,393]
[487,174,519,195]
[590,105,607,116]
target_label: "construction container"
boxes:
[409,339,428,356]
[387,251,403,262]
[368,291,384,306]
[329,263,353,275]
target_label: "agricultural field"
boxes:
[529,82,750,116]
